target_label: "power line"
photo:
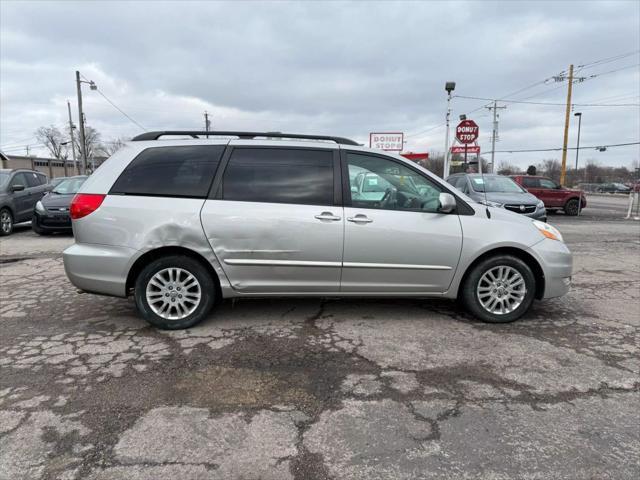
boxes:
[577,63,640,83]
[405,122,446,139]
[93,88,147,132]
[0,136,38,149]
[492,141,639,154]
[454,94,639,107]
[78,73,147,132]
[576,50,640,71]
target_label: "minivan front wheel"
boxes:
[0,208,13,236]
[134,255,215,329]
[461,255,536,323]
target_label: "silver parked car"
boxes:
[63,131,572,329]
[446,173,547,222]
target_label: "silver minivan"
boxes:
[63,131,572,329]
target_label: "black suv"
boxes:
[0,169,49,236]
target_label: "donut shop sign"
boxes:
[369,132,404,151]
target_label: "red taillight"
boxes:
[70,194,106,220]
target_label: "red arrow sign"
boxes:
[456,120,479,145]
[451,145,480,154]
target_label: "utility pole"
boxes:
[75,71,88,175]
[66,100,78,176]
[559,64,574,186]
[486,101,506,174]
[443,82,456,178]
[204,111,211,138]
[26,145,34,170]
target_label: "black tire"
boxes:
[31,215,51,235]
[460,255,536,323]
[134,255,216,329]
[547,209,557,215]
[564,198,580,216]
[0,208,13,236]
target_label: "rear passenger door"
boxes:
[9,173,32,221]
[200,143,343,293]
[24,171,47,209]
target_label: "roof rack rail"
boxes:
[131,130,360,146]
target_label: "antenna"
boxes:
[478,158,491,219]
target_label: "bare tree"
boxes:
[98,137,129,156]
[539,159,561,182]
[35,126,68,160]
[497,161,520,176]
[75,126,103,162]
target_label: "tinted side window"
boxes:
[222,148,334,206]
[37,174,48,185]
[25,172,41,188]
[10,173,27,188]
[110,145,224,198]
[522,177,539,188]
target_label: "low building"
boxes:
[0,153,107,178]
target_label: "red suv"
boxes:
[510,175,586,216]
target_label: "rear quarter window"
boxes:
[110,145,225,198]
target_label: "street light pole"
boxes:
[443,81,456,178]
[574,112,583,216]
[75,71,97,175]
[67,100,78,176]
[75,71,88,175]
[574,112,582,171]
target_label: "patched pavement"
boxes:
[1,207,639,479]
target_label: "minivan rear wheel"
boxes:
[461,255,536,323]
[0,208,13,236]
[134,255,215,329]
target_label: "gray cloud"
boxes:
[1,0,638,168]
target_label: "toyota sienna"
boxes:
[63,131,572,329]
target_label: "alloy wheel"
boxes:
[145,267,202,320]
[476,265,526,315]
[1,211,12,234]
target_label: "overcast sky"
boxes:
[1,0,639,169]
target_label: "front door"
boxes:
[538,177,564,207]
[201,145,343,293]
[341,151,463,293]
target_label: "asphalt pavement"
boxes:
[1,194,639,480]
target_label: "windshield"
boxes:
[53,177,87,194]
[0,172,9,187]
[469,176,524,193]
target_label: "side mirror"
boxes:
[438,192,456,214]
[350,186,358,194]
[11,184,25,192]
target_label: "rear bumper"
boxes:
[63,243,136,297]
[529,238,573,299]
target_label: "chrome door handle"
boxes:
[347,215,373,224]
[314,212,341,221]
